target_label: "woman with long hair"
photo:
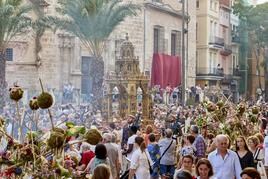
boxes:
[129,136,152,179]
[235,136,255,169]
[247,136,264,168]
[144,125,153,145]
[195,158,215,179]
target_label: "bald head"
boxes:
[216,134,229,152]
[216,134,228,142]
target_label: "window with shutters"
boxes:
[171,33,176,56]
[171,30,181,56]
[5,48,13,61]
[154,28,159,53]
[81,56,93,95]
[153,25,164,53]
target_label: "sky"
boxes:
[257,0,268,4]
[247,0,268,4]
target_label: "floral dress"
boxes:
[147,143,161,178]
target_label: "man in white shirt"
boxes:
[122,125,138,160]
[208,134,242,179]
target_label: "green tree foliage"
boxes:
[50,0,140,110]
[0,0,32,109]
[52,0,140,58]
[233,1,268,99]
[0,0,52,109]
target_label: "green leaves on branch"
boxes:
[51,0,140,57]
[233,0,268,46]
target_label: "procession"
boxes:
[1,0,268,179]
[1,80,268,179]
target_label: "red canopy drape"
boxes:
[150,53,181,88]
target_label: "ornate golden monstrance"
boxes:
[103,34,151,124]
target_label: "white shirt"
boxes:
[158,138,176,165]
[127,134,137,160]
[208,149,242,179]
[130,148,152,179]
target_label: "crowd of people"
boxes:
[1,87,268,179]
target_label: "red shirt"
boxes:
[80,150,95,166]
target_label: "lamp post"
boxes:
[181,0,186,106]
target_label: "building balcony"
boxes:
[196,67,224,80]
[232,35,240,43]
[220,0,231,7]
[220,44,232,56]
[221,68,241,84]
[209,36,225,48]
[232,68,241,77]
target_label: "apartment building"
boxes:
[196,0,240,100]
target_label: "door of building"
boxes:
[81,56,93,96]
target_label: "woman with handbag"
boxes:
[128,136,153,179]
[247,136,264,168]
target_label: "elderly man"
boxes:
[103,133,120,179]
[208,134,242,179]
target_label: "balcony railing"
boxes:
[232,68,241,76]
[151,0,162,3]
[223,68,241,78]
[209,36,225,47]
[220,44,232,56]
[196,67,224,76]
[232,35,240,43]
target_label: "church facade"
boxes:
[5,0,196,103]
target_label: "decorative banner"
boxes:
[151,53,181,88]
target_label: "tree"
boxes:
[51,0,140,110]
[233,1,268,101]
[0,0,33,110]
[29,0,51,67]
[0,0,54,110]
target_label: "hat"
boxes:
[169,115,176,121]
[128,114,136,119]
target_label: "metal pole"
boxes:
[181,0,186,106]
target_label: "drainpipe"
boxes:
[181,0,186,106]
[143,6,146,73]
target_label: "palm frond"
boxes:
[54,0,140,57]
[0,1,33,50]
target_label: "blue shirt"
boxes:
[208,149,242,179]
[147,143,160,177]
